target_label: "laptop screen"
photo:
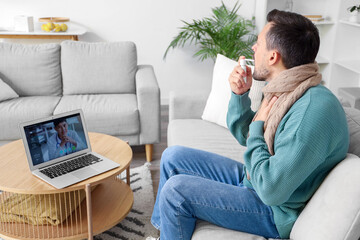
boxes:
[23,113,88,166]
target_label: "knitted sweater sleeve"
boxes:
[226,91,255,146]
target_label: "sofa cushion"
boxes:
[167,119,245,163]
[290,153,360,240]
[0,43,62,96]
[192,220,280,240]
[0,78,19,102]
[61,41,137,95]
[0,96,61,140]
[54,94,139,136]
[343,107,360,157]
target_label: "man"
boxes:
[47,118,85,160]
[149,9,349,239]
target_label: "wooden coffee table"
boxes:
[0,132,133,240]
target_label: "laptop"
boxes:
[19,109,120,189]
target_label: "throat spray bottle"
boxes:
[240,58,247,83]
[239,58,254,83]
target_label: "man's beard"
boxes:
[253,67,270,81]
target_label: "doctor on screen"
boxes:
[47,117,85,160]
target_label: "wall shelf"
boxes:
[313,20,335,26]
[0,25,86,41]
[316,55,329,64]
[339,19,360,28]
[334,60,360,74]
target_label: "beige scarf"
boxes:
[254,62,322,155]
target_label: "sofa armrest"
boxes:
[169,91,209,121]
[136,65,161,144]
[290,153,360,240]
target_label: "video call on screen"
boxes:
[24,114,88,166]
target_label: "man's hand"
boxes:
[247,96,277,181]
[228,56,252,95]
[60,135,78,147]
[254,96,278,122]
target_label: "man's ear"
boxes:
[268,50,281,66]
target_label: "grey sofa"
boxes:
[168,90,360,240]
[0,41,160,161]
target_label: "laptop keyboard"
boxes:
[40,154,103,179]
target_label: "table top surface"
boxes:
[0,132,132,194]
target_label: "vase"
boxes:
[284,0,293,12]
[349,11,359,23]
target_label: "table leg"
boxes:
[126,167,130,186]
[85,184,93,240]
[125,141,131,186]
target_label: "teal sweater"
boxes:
[226,85,349,238]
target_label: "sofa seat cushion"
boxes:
[167,119,245,163]
[0,96,61,140]
[54,94,139,136]
[61,41,137,95]
[0,43,62,96]
[192,220,281,240]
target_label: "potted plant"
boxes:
[163,1,257,61]
[348,4,360,23]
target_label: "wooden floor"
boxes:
[130,105,168,197]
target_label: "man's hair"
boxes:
[266,9,320,69]
[53,118,67,127]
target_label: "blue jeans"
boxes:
[150,146,280,240]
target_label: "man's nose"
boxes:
[252,44,256,52]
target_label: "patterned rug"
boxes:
[94,163,159,240]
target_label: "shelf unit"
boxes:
[254,0,360,96]
[334,19,360,75]
[339,19,360,27]
[313,20,335,25]
[331,0,360,93]
[334,60,360,74]
[316,55,329,65]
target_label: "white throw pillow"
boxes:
[0,78,19,102]
[201,54,265,128]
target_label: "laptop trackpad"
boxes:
[72,167,99,180]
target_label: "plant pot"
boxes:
[349,11,359,23]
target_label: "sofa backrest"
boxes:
[290,107,360,240]
[0,43,62,96]
[61,41,137,95]
[344,107,360,157]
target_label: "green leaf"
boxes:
[163,1,257,61]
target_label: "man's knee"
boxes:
[159,175,190,210]
[161,145,188,169]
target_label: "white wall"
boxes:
[0,0,256,104]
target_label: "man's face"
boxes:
[55,121,68,139]
[251,23,272,81]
